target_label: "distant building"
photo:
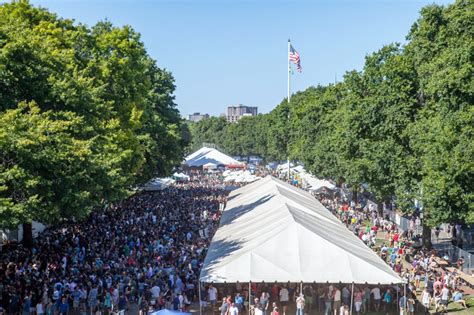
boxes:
[227,104,258,122]
[187,112,209,122]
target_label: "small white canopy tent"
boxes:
[200,176,402,284]
[203,162,218,170]
[173,172,190,181]
[184,147,243,167]
[141,177,175,191]
[304,176,336,192]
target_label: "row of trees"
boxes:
[188,0,473,228]
[0,1,187,239]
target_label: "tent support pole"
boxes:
[300,281,303,296]
[249,281,251,311]
[350,283,354,315]
[199,281,202,315]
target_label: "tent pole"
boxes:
[199,282,202,315]
[249,281,252,312]
[350,283,354,315]
[300,281,303,296]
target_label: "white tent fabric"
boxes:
[200,176,402,284]
[223,170,261,183]
[203,162,218,169]
[141,178,175,191]
[304,176,336,192]
[184,147,243,167]
[173,172,190,180]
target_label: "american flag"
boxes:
[289,44,302,72]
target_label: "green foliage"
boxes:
[403,0,474,225]
[186,116,229,153]
[187,0,473,227]
[0,1,185,227]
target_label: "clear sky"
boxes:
[29,0,453,116]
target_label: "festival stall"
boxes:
[199,176,403,314]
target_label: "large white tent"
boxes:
[184,147,243,167]
[200,176,402,284]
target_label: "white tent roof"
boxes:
[141,177,175,191]
[184,147,243,167]
[200,176,402,284]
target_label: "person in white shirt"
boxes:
[440,285,450,311]
[229,302,239,315]
[333,288,341,315]
[421,288,431,314]
[36,302,44,315]
[295,294,305,315]
[279,285,289,315]
[208,284,218,308]
[371,287,381,312]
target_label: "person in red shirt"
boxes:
[271,303,279,315]
[271,283,279,302]
[393,233,399,243]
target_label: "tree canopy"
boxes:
[0,1,187,227]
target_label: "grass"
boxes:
[371,233,474,315]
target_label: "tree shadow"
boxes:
[226,193,241,202]
[199,238,244,282]
[219,194,274,227]
[200,194,275,283]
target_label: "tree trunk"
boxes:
[353,188,358,203]
[22,222,33,248]
[377,200,384,218]
[422,224,432,250]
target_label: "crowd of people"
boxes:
[1,169,471,315]
[0,173,228,315]
[317,190,471,314]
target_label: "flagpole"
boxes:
[287,39,291,182]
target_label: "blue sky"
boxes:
[29,0,453,116]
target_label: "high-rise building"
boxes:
[187,112,209,122]
[227,104,258,122]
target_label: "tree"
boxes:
[186,116,229,153]
[0,102,100,243]
[404,0,474,226]
[0,1,186,238]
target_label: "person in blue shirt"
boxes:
[399,293,407,312]
[390,251,398,266]
[22,294,32,315]
[173,295,180,310]
[59,297,69,315]
[235,292,244,312]
[452,290,467,309]
[383,289,392,311]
